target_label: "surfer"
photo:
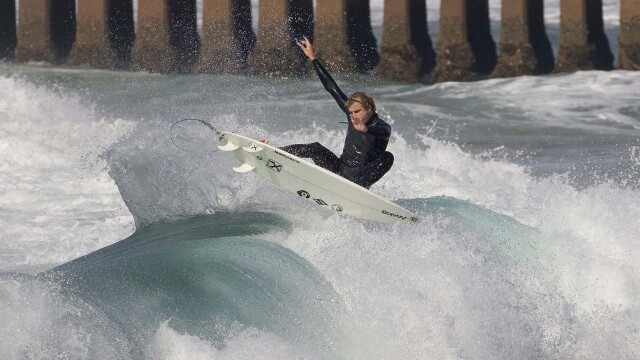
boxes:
[274,37,394,189]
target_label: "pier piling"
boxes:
[15,0,56,63]
[556,0,613,72]
[619,0,640,70]
[492,0,554,77]
[431,0,475,82]
[131,0,177,73]
[197,0,255,74]
[376,0,435,82]
[68,0,117,69]
[250,0,312,75]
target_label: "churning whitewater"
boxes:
[1,1,639,359]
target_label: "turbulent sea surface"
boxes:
[1,1,639,359]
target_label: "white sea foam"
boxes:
[0,276,129,359]
[148,321,316,360]
[402,70,640,134]
[0,76,135,272]
[243,99,639,357]
[269,130,639,358]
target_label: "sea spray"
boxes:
[0,75,134,271]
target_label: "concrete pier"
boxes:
[492,0,554,77]
[7,0,640,81]
[314,0,357,71]
[197,0,255,74]
[556,0,613,72]
[431,0,475,82]
[131,0,177,73]
[68,0,117,69]
[15,0,56,63]
[376,0,435,82]
[250,0,312,75]
[0,0,16,61]
[619,0,640,70]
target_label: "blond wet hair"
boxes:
[347,92,376,112]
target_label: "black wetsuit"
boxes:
[281,59,393,188]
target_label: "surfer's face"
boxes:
[348,102,373,125]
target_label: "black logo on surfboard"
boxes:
[382,209,413,221]
[267,159,282,172]
[296,190,334,207]
[313,198,328,206]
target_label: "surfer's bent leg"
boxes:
[356,151,394,188]
[280,142,340,173]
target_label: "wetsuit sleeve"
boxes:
[312,59,349,115]
[367,119,391,138]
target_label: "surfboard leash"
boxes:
[170,118,221,152]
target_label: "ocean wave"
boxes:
[39,212,346,359]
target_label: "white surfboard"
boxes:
[218,131,419,224]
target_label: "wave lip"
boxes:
[47,212,348,358]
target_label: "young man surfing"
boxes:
[277,37,394,189]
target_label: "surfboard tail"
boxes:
[218,142,239,152]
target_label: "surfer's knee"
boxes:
[384,151,394,167]
[358,152,394,188]
[378,152,394,173]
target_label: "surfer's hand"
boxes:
[260,138,269,144]
[297,37,316,61]
[353,122,367,132]
[350,117,368,132]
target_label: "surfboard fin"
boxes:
[218,142,239,152]
[233,163,255,173]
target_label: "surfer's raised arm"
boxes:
[274,37,394,190]
[297,37,349,115]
